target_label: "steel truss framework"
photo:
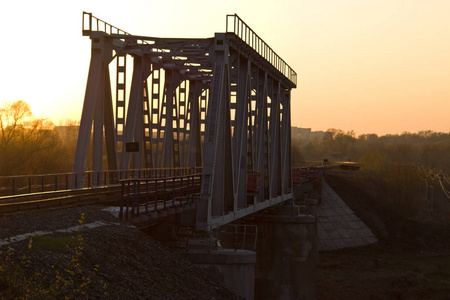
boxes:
[73,12,297,231]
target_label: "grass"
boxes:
[32,236,75,252]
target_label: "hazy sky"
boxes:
[1,0,449,136]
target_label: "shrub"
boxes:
[0,213,107,299]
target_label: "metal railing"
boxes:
[226,14,297,86]
[292,166,325,184]
[119,172,202,220]
[82,11,130,36]
[215,224,258,251]
[0,167,202,197]
[82,11,150,45]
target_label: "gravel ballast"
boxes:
[0,205,241,299]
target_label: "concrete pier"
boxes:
[253,208,318,300]
[183,243,256,300]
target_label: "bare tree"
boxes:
[0,100,71,175]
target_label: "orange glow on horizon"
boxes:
[0,0,449,136]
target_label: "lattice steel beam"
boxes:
[74,13,297,231]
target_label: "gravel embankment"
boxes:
[0,205,241,299]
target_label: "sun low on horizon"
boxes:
[1,0,449,136]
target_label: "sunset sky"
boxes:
[1,0,449,136]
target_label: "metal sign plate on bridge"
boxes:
[72,12,297,231]
[125,142,139,153]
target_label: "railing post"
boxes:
[132,180,137,217]
[136,180,140,216]
[154,178,158,211]
[145,180,149,214]
[126,181,130,220]
[119,181,124,220]
[180,176,183,205]
[172,176,176,206]
[188,175,195,203]
[164,178,167,209]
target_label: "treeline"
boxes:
[2,99,449,179]
[293,128,450,218]
[293,128,450,173]
[0,100,78,176]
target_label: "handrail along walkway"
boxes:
[226,14,297,86]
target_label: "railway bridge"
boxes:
[0,13,321,300]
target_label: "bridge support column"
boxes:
[182,239,256,300]
[254,208,318,300]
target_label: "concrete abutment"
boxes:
[183,247,256,300]
[253,208,317,300]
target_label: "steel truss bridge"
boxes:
[1,13,298,232]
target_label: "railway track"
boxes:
[0,176,202,217]
[0,185,122,214]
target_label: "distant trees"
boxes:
[322,128,357,159]
[291,127,450,173]
[0,100,76,176]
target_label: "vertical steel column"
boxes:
[269,82,282,198]
[229,50,238,210]
[121,56,151,170]
[159,69,181,168]
[186,80,203,168]
[103,68,118,175]
[247,66,258,205]
[178,80,188,166]
[71,32,114,188]
[281,89,292,194]
[254,72,270,202]
[197,33,234,231]
[234,58,251,209]
[142,78,153,168]
[92,63,105,185]
[248,67,257,172]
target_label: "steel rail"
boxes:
[0,186,122,214]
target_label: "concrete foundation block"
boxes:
[183,249,256,300]
[253,211,318,300]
